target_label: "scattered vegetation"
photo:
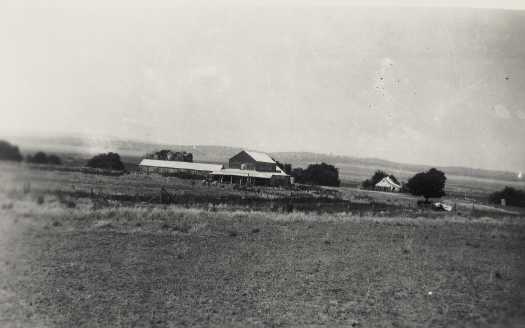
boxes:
[489,186,525,207]
[0,140,23,161]
[361,170,400,189]
[291,162,341,187]
[406,168,446,202]
[26,151,62,165]
[86,152,125,171]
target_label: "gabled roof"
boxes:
[138,159,223,172]
[244,151,276,164]
[375,176,401,188]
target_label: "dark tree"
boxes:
[292,162,340,187]
[47,154,62,165]
[27,152,62,165]
[0,140,23,162]
[489,187,525,207]
[86,152,125,171]
[362,170,400,189]
[291,167,305,181]
[406,168,446,202]
[27,152,48,164]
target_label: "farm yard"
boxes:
[0,162,524,327]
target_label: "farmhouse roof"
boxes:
[138,159,223,172]
[375,176,401,188]
[244,151,276,164]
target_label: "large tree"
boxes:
[0,140,23,162]
[406,168,446,202]
[86,152,125,171]
[489,187,525,207]
[292,162,340,187]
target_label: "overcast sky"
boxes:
[1,0,524,172]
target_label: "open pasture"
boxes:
[0,162,524,327]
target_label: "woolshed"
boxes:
[138,159,223,178]
[212,150,291,186]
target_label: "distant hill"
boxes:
[3,134,522,184]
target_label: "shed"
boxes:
[375,176,401,192]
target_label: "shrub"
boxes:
[489,187,525,207]
[47,154,62,165]
[26,151,62,165]
[0,140,23,162]
[86,152,125,171]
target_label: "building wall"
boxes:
[229,151,276,172]
[255,162,276,172]
[229,151,255,169]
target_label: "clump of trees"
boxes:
[489,187,525,207]
[362,170,400,189]
[26,152,62,165]
[291,162,340,187]
[406,168,446,202]
[0,140,23,162]
[86,152,125,171]
[145,150,193,162]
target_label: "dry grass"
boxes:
[1,162,524,327]
[1,192,524,327]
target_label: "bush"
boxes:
[489,187,525,207]
[406,168,446,201]
[291,162,340,187]
[0,140,23,162]
[47,154,62,165]
[86,152,124,171]
[26,152,62,165]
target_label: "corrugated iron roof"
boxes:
[210,168,288,179]
[375,176,401,188]
[244,151,276,164]
[139,159,223,172]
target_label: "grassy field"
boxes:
[1,163,525,327]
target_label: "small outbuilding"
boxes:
[374,176,401,192]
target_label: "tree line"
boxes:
[0,140,62,165]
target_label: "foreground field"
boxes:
[1,163,525,327]
[1,190,525,327]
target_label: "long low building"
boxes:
[138,159,224,176]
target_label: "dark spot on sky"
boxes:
[505,76,510,80]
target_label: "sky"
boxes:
[1,0,524,172]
